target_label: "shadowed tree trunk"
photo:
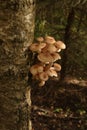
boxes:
[60,8,75,81]
[0,0,35,130]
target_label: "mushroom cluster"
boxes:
[29,36,66,87]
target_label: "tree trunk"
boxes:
[0,0,35,130]
[60,8,75,81]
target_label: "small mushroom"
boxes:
[47,44,57,53]
[30,64,44,75]
[54,41,66,49]
[39,72,49,81]
[29,43,39,52]
[47,69,58,77]
[38,52,61,63]
[30,64,39,75]
[45,36,56,44]
[39,43,46,50]
[38,52,54,63]
[44,63,53,71]
[39,81,45,87]
[53,63,61,71]
[51,52,61,62]
[37,65,44,73]
[36,37,44,42]
[29,43,46,53]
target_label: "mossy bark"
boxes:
[0,0,35,130]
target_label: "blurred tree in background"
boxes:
[34,0,87,80]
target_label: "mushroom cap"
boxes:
[36,37,44,42]
[42,44,57,53]
[38,52,54,63]
[39,72,49,81]
[37,65,44,73]
[39,81,45,87]
[54,41,66,49]
[51,53,61,61]
[38,52,61,63]
[29,43,39,52]
[30,64,39,75]
[30,64,44,75]
[39,43,46,49]
[47,44,57,53]
[47,69,57,77]
[44,64,53,71]
[53,63,61,71]
[29,43,46,53]
[45,36,56,44]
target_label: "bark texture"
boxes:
[0,0,35,130]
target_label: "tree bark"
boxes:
[0,0,35,130]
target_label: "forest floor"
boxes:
[31,77,87,130]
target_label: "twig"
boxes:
[31,105,87,120]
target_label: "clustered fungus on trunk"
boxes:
[29,36,66,87]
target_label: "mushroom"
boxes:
[37,65,44,73]
[39,72,49,81]
[42,44,57,53]
[29,43,40,52]
[39,81,45,87]
[36,37,44,42]
[45,36,56,44]
[38,52,61,63]
[29,43,46,53]
[54,41,66,50]
[30,64,44,75]
[39,43,46,50]
[30,64,39,75]
[47,69,58,77]
[37,52,54,63]
[47,44,57,53]
[51,52,61,62]
[44,63,53,71]
[53,63,61,71]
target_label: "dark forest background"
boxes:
[34,0,87,80]
[31,1,87,129]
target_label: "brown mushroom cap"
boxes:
[29,43,46,53]
[29,43,39,52]
[36,37,44,42]
[47,44,57,53]
[45,36,56,44]
[54,41,66,49]
[37,65,44,73]
[47,69,57,77]
[42,44,57,53]
[53,63,61,71]
[44,64,53,71]
[38,52,61,63]
[30,64,44,75]
[39,43,46,50]
[38,52,54,63]
[30,64,39,75]
[39,72,49,81]
[39,81,45,87]
[51,53,61,61]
